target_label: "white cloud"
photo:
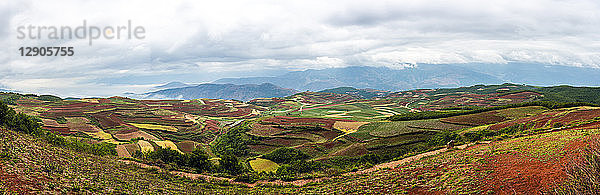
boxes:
[1,0,599,96]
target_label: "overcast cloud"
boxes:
[1,0,599,97]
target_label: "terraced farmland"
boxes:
[2,83,599,194]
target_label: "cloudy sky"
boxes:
[1,0,599,97]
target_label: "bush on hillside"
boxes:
[263,147,310,164]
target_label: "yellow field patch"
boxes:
[334,121,370,133]
[150,109,177,116]
[79,98,100,103]
[460,124,491,134]
[154,140,183,154]
[138,140,155,153]
[85,130,113,140]
[129,123,177,132]
[249,158,279,172]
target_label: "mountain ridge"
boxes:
[142,83,298,101]
[214,63,600,92]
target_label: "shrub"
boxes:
[212,123,252,157]
[144,147,212,172]
[275,160,327,180]
[218,153,244,175]
[427,131,460,146]
[263,147,310,164]
[553,122,564,128]
[188,149,211,172]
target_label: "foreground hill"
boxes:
[142,83,298,101]
[0,127,249,193]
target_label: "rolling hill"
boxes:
[318,87,391,99]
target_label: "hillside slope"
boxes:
[0,128,249,194]
[283,128,599,194]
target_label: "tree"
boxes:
[188,149,211,172]
[219,153,243,175]
[263,147,309,164]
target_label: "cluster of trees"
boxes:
[0,101,116,156]
[536,86,600,104]
[263,147,310,164]
[136,147,246,175]
[212,123,253,157]
[389,101,598,121]
[427,130,460,146]
[135,147,212,172]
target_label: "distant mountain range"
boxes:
[214,63,600,91]
[214,64,503,91]
[153,82,191,90]
[142,83,297,101]
[137,63,600,101]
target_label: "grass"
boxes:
[495,106,546,119]
[405,119,470,131]
[297,103,403,121]
[249,158,280,173]
[85,130,113,141]
[359,121,435,138]
[129,123,178,132]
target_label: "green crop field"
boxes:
[359,121,437,138]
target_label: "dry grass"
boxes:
[154,140,183,154]
[558,137,600,194]
[128,123,178,132]
[333,121,370,133]
[137,140,155,153]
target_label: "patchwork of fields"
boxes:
[1,83,599,194]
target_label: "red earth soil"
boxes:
[477,137,590,194]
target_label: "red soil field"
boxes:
[441,111,506,126]
[478,136,590,194]
[203,120,220,134]
[90,113,122,128]
[261,116,354,130]
[551,109,600,125]
[114,131,158,141]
